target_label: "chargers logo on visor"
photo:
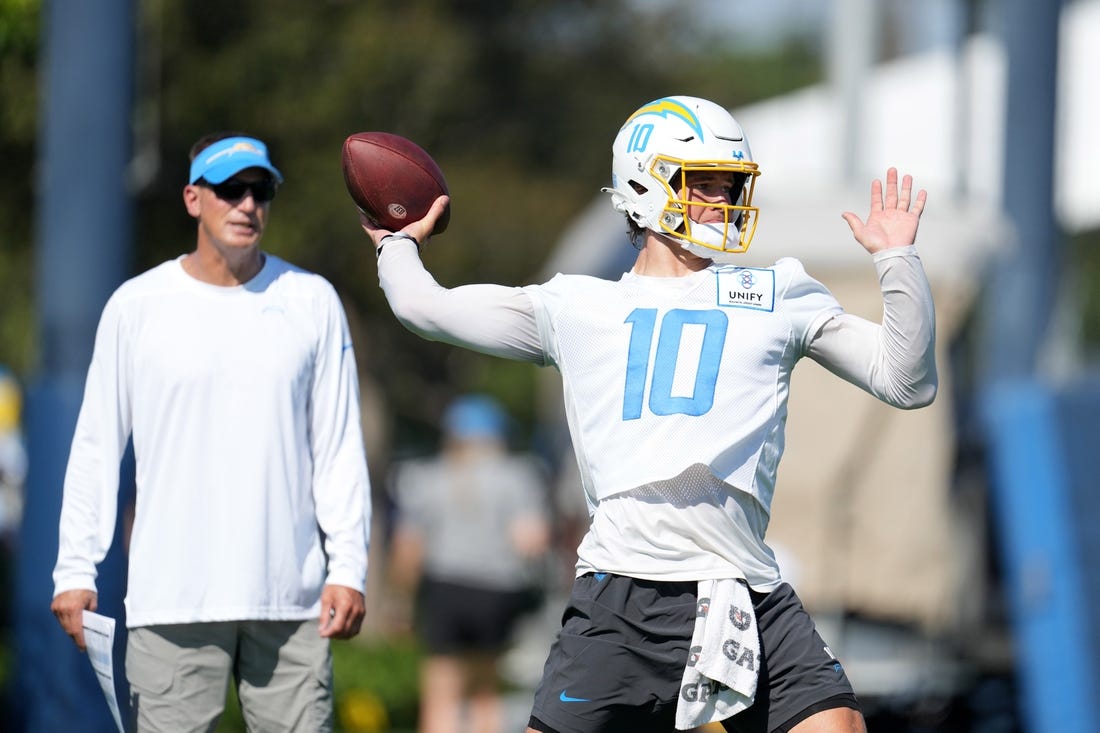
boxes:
[203,140,263,166]
[189,136,283,184]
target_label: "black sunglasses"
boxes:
[199,177,278,203]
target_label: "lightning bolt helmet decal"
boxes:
[624,97,706,141]
[604,95,762,262]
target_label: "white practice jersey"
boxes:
[378,241,936,589]
[526,260,839,511]
[54,255,371,626]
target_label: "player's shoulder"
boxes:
[713,256,808,274]
[772,256,812,275]
[533,271,613,293]
[525,272,620,312]
[712,256,833,312]
[712,256,818,286]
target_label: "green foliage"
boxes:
[0,0,826,450]
[0,0,39,376]
[0,0,39,59]
[331,634,421,731]
[214,634,421,733]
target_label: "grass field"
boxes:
[0,631,421,733]
[214,634,422,733]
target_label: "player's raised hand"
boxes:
[841,168,926,254]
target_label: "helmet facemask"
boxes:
[649,158,759,260]
[605,96,761,263]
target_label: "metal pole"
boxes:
[979,0,1062,381]
[827,0,880,185]
[12,0,136,730]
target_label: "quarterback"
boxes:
[363,96,936,733]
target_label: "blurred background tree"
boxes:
[0,4,825,728]
[6,1,1097,730]
[0,0,38,379]
[0,0,821,455]
[6,0,1099,453]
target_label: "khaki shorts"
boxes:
[126,620,333,733]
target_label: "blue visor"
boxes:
[443,395,508,440]
[188,136,283,184]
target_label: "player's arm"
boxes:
[363,197,545,363]
[808,169,936,408]
[807,249,937,408]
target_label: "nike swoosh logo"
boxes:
[559,690,590,703]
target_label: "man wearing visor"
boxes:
[51,133,371,732]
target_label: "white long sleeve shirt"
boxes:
[53,254,371,627]
[378,240,935,590]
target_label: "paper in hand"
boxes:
[82,610,125,733]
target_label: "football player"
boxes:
[363,95,935,733]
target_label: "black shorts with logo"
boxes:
[528,574,859,733]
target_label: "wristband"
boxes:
[376,232,419,257]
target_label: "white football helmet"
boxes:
[604,95,760,262]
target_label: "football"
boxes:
[341,131,450,235]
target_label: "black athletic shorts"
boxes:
[528,573,859,733]
[415,576,532,655]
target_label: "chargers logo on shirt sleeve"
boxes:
[716,267,775,311]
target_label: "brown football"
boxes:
[341,131,450,235]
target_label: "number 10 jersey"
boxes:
[524,258,842,584]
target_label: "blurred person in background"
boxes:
[0,366,27,629]
[0,367,27,541]
[389,393,551,733]
[363,95,935,733]
[50,132,371,732]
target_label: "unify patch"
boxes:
[715,267,775,311]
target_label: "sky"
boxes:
[631,0,971,54]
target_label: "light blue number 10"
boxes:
[622,308,728,420]
[626,123,654,153]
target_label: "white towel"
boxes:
[674,578,760,730]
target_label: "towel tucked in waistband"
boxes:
[675,577,760,730]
